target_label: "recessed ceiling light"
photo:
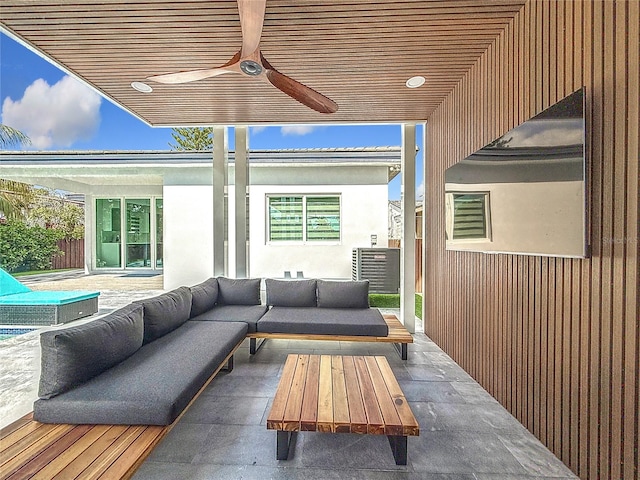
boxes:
[131,81,153,93]
[405,76,426,88]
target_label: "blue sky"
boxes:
[0,32,423,200]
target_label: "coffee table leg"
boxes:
[387,435,408,465]
[276,430,291,460]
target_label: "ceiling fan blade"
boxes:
[238,0,266,57]
[147,67,232,84]
[147,52,241,84]
[262,56,338,114]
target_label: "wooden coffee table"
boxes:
[266,354,420,465]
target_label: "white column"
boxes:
[400,123,416,334]
[234,126,249,278]
[212,126,228,276]
[84,194,93,274]
[421,122,427,329]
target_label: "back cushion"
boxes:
[317,280,370,309]
[266,278,317,307]
[135,286,193,344]
[38,303,144,399]
[217,277,261,306]
[190,277,219,317]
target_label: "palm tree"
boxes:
[0,124,31,149]
[0,125,33,219]
[0,180,34,220]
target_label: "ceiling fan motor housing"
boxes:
[240,60,263,76]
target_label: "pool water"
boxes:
[0,328,37,341]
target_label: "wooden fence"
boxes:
[388,239,422,293]
[52,238,84,269]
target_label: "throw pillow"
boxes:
[217,277,261,305]
[317,279,370,309]
[38,303,144,399]
[265,278,317,307]
[190,277,219,317]
[135,286,192,344]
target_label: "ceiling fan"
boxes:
[147,0,338,114]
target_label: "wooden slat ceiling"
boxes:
[0,0,527,127]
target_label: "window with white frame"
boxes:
[268,195,341,242]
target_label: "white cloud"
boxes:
[281,125,316,136]
[2,76,101,149]
[416,181,425,200]
[251,126,268,134]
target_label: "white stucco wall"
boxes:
[248,184,389,279]
[163,185,214,288]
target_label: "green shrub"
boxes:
[0,221,63,273]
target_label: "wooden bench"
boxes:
[0,349,238,480]
[248,314,413,360]
[266,354,420,465]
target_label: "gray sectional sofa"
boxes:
[33,277,393,425]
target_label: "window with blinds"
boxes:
[268,195,341,242]
[306,196,340,241]
[451,193,489,240]
[268,196,303,241]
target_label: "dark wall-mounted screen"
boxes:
[445,87,588,257]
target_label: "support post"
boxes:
[84,196,93,274]
[276,430,295,460]
[249,337,268,354]
[387,435,408,465]
[212,126,228,276]
[400,123,417,334]
[235,126,249,278]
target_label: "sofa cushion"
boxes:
[317,280,370,309]
[190,278,219,317]
[217,277,261,306]
[265,278,317,307]
[256,306,388,337]
[33,320,248,425]
[38,303,144,399]
[190,304,268,333]
[135,287,192,344]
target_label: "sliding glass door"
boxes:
[95,197,162,270]
[96,199,121,268]
[125,199,151,267]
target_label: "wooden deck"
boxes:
[0,413,167,480]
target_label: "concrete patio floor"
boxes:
[133,328,577,478]
[0,271,577,479]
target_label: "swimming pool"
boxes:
[0,327,38,341]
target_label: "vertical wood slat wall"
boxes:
[423,1,639,478]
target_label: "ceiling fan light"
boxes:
[131,81,153,93]
[405,76,426,88]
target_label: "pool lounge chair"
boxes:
[0,268,99,326]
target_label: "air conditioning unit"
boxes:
[352,248,400,294]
